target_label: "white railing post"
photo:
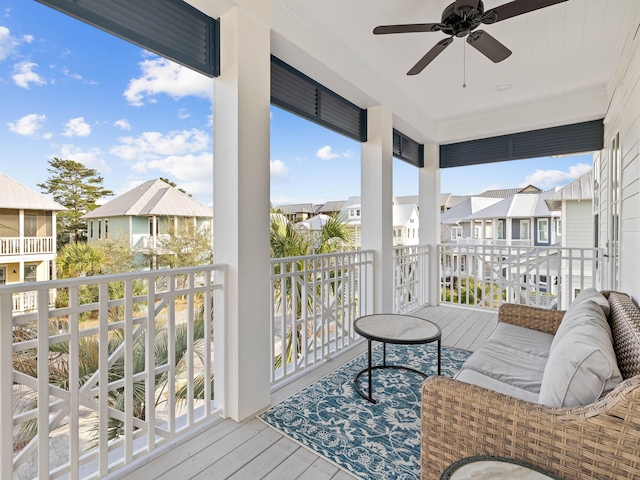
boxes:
[0,292,14,480]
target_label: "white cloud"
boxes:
[270,159,289,182]
[317,145,340,161]
[110,129,210,161]
[124,56,213,106]
[57,144,111,173]
[520,162,592,189]
[63,117,91,137]
[7,113,46,136]
[0,26,18,60]
[114,119,132,131]
[61,67,83,81]
[22,34,33,43]
[12,61,46,88]
[178,108,191,120]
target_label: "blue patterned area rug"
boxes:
[259,343,471,479]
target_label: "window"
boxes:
[555,218,562,236]
[90,220,94,239]
[451,226,462,240]
[24,265,37,283]
[24,214,37,237]
[474,226,480,238]
[497,220,504,239]
[520,220,530,240]
[409,218,414,223]
[105,220,108,238]
[538,219,549,243]
[0,267,5,285]
[98,220,102,239]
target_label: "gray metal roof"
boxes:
[478,185,541,198]
[83,179,212,219]
[274,203,317,214]
[545,170,593,211]
[440,197,501,224]
[317,200,346,213]
[466,189,559,220]
[0,173,66,211]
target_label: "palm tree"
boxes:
[270,210,353,368]
[12,304,213,449]
[57,242,104,278]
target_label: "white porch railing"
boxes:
[0,237,55,255]
[1,265,226,480]
[439,244,604,310]
[12,289,56,312]
[270,250,373,388]
[393,244,429,314]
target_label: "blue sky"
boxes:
[1,1,593,208]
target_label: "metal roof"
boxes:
[467,189,559,220]
[83,179,212,219]
[0,173,66,211]
[440,197,501,225]
[545,170,593,211]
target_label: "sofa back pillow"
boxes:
[550,288,610,353]
[539,315,622,407]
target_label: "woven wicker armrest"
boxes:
[497,303,565,334]
[421,375,640,480]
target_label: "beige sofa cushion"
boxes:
[539,305,623,407]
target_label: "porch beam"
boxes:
[361,105,393,313]
[420,142,441,306]
[213,5,272,421]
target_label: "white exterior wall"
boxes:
[561,200,594,302]
[601,2,640,301]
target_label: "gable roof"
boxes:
[0,173,66,211]
[466,188,559,220]
[83,179,212,219]
[440,197,501,225]
[317,200,345,214]
[545,170,593,211]
[275,203,316,214]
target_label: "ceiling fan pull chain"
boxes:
[463,40,467,88]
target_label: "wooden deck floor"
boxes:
[113,305,498,480]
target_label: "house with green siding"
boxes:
[83,179,212,269]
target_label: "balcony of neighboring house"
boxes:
[0,211,56,257]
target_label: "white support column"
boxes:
[213,6,271,421]
[506,218,513,246]
[419,143,441,306]
[361,106,393,314]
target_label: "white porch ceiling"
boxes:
[192,0,632,145]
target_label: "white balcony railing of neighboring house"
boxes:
[393,244,430,314]
[455,237,533,247]
[132,234,172,251]
[0,237,55,255]
[270,250,373,388]
[12,289,56,313]
[439,244,604,311]
[1,265,226,479]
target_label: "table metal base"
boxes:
[354,339,441,404]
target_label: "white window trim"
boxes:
[538,218,549,243]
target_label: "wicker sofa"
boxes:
[421,290,640,479]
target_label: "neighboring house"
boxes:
[316,200,345,217]
[545,170,595,304]
[83,179,213,268]
[339,196,420,247]
[274,203,317,223]
[465,187,560,247]
[440,196,502,243]
[0,173,66,311]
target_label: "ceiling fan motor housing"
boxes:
[441,1,485,37]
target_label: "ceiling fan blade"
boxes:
[455,0,479,15]
[407,37,454,75]
[467,31,512,63]
[484,0,568,23]
[373,23,442,35]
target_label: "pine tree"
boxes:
[38,158,114,245]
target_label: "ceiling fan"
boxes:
[373,0,569,75]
